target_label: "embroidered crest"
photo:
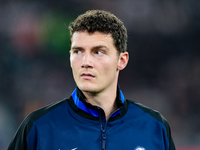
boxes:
[134,146,146,150]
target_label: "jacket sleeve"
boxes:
[163,119,176,150]
[7,114,35,150]
[169,139,176,150]
[168,126,176,150]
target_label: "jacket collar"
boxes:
[68,86,127,121]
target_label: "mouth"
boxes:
[81,73,95,79]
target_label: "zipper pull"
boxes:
[98,106,107,150]
[102,130,106,150]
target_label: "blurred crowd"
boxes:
[0,0,200,149]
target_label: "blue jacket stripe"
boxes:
[120,90,125,103]
[71,89,99,117]
[71,88,125,117]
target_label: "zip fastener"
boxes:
[98,107,122,150]
[98,107,106,150]
[101,128,106,150]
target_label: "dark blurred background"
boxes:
[0,0,200,149]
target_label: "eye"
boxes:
[73,49,82,54]
[94,50,104,55]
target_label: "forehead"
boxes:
[71,31,114,48]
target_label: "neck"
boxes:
[82,87,118,121]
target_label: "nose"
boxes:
[81,52,93,68]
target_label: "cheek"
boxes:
[70,62,79,78]
[70,56,73,68]
[70,56,79,69]
[100,61,118,75]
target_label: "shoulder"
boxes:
[125,100,175,150]
[127,100,166,122]
[126,99,171,136]
[8,99,70,150]
[21,99,69,133]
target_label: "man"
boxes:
[8,10,176,150]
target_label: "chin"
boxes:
[78,84,98,93]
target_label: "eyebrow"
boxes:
[71,46,84,51]
[71,45,108,51]
[92,45,108,50]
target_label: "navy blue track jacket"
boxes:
[8,87,176,150]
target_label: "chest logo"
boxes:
[134,146,146,150]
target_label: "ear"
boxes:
[117,52,129,70]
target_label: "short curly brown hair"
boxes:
[68,10,127,54]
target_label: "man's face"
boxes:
[70,31,125,94]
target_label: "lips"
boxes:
[81,73,95,79]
